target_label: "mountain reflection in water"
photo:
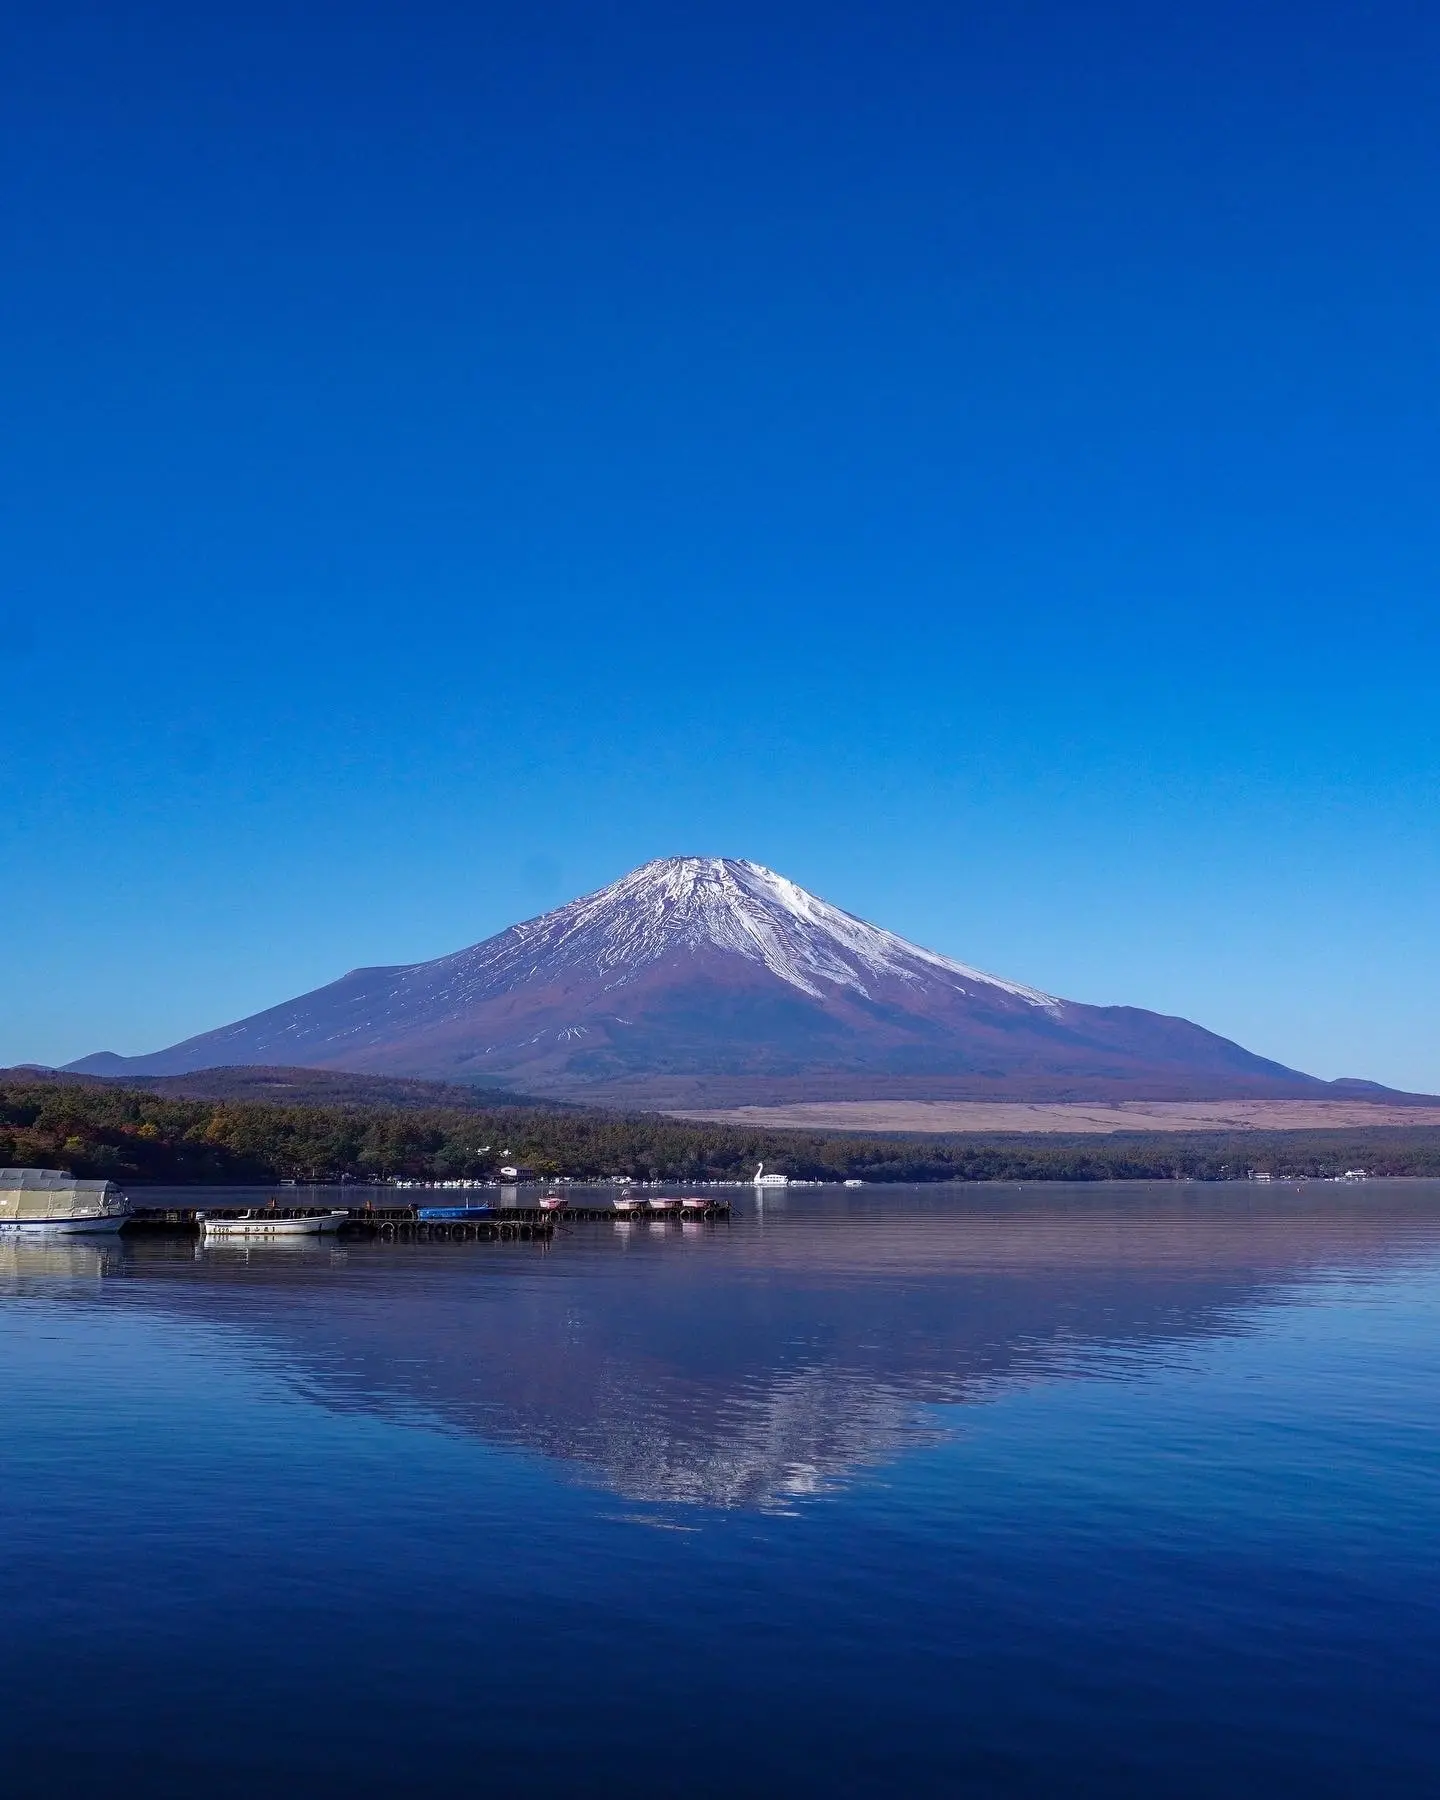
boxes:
[37,1182,1440,1511]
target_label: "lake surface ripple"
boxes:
[3,1182,1438,1797]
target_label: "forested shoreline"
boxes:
[6,1073,1440,1185]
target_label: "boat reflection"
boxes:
[0,1238,125,1284]
[192,1241,352,1267]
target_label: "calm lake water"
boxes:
[3,1182,1438,1797]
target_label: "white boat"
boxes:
[537,1194,569,1212]
[752,1162,790,1188]
[198,1209,348,1240]
[612,1193,643,1213]
[0,1169,132,1235]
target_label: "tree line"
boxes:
[5,1074,1440,1185]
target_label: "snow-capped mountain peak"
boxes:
[442,856,1059,1007]
[67,854,1346,1108]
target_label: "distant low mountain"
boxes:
[5,1065,571,1113]
[66,856,1421,1106]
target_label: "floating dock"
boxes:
[125,1201,731,1242]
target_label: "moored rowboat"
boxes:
[198,1210,348,1240]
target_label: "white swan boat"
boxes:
[0,1169,132,1235]
[198,1209,348,1240]
[752,1162,790,1187]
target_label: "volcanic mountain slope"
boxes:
[69,856,1380,1105]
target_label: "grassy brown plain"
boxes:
[669,1099,1440,1135]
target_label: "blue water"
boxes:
[3,1183,1438,1797]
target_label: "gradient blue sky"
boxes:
[4,0,1439,1087]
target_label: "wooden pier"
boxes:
[125,1200,731,1242]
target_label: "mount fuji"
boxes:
[68,856,1375,1105]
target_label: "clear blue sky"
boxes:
[4,0,1439,1088]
